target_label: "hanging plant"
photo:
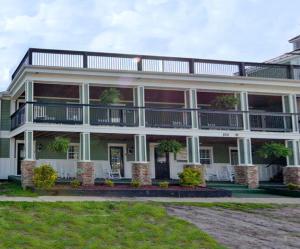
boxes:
[212,95,238,110]
[48,137,70,154]
[157,140,183,156]
[99,88,121,105]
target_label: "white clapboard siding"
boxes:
[0,158,16,179]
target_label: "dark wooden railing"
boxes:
[198,110,244,130]
[10,102,297,133]
[11,48,300,80]
[10,105,25,130]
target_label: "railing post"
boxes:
[239,92,249,130]
[83,53,88,68]
[288,65,294,79]
[28,49,33,65]
[80,83,89,125]
[189,59,195,74]
[185,89,198,129]
[25,80,34,123]
[137,57,142,71]
[239,62,246,76]
[133,86,145,127]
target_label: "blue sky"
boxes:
[0,0,299,91]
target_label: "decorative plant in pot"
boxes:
[48,136,70,154]
[212,95,238,110]
[99,88,121,105]
[157,140,183,157]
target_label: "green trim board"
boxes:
[0,138,10,158]
[0,99,11,130]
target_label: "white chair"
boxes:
[105,169,121,179]
[205,165,218,181]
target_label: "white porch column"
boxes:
[80,83,90,125]
[78,132,94,185]
[235,137,258,188]
[79,132,91,161]
[133,86,145,127]
[237,137,252,165]
[186,136,200,164]
[25,81,34,123]
[239,92,250,131]
[284,140,300,185]
[282,94,298,132]
[24,130,34,160]
[185,89,198,129]
[134,134,147,162]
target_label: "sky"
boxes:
[0,0,299,91]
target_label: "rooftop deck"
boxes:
[12,48,300,80]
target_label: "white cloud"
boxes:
[0,0,300,91]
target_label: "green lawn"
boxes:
[0,202,226,249]
[0,182,37,197]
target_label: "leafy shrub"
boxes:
[287,183,300,190]
[131,180,141,188]
[159,181,169,189]
[33,164,57,190]
[157,140,183,155]
[104,179,114,187]
[70,179,81,188]
[100,88,121,104]
[212,95,238,110]
[178,168,203,187]
[48,137,70,153]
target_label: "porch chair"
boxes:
[205,165,218,181]
[105,166,122,179]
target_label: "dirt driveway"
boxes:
[167,205,300,249]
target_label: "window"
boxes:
[200,147,213,165]
[67,144,79,159]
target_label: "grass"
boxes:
[167,202,280,212]
[0,182,38,197]
[0,202,226,249]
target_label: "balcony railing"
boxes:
[250,112,293,132]
[33,102,83,124]
[11,48,300,80]
[10,105,25,130]
[10,102,297,133]
[145,108,192,128]
[90,105,138,127]
[198,110,244,130]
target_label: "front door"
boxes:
[109,146,124,177]
[230,148,239,165]
[17,143,25,175]
[154,148,170,179]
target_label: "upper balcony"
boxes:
[12,48,300,81]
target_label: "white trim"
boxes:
[67,143,80,160]
[229,146,238,165]
[199,146,214,165]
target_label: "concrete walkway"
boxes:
[0,196,299,204]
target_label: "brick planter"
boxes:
[183,164,206,187]
[234,165,259,189]
[283,166,300,185]
[21,160,36,190]
[77,162,95,186]
[132,162,152,185]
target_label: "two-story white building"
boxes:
[1,37,300,188]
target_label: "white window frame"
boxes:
[229,146,238,166]
[199,146,213,165]
[67,143,80,160]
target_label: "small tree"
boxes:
[100,88,121,104]
[256,142,291,167]
[48,137,70,154]
[157,140,183,156]
[212,95,238,110]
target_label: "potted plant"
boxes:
[157,140,183,157]
[48,136,70,154]
[212,95,238,110]
[99,88,121,105]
